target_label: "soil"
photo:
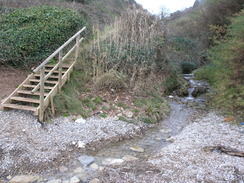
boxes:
[0,66,29,101]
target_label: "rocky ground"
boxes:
[97,112,244,183]
[0,103,243,183]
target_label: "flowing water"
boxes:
[40,73,210,181]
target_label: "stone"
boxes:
[78,155,95,166]
[46,180,61,183]
[75,118,86,124]
[123,110,133,118]
[192,87,208,97]
[89,163,99,170]
[129,146,144,153]
[77,141,85,148]
[122,155,138,161]
[155,137,162,141]
[102,158,124,166]
[70,176,80,183]
[89,178,100,183]
[166,137,174,143]
[59,165,68,173]
[73,167,85,174]
[168,95,174,99]
[9,175,40,183]
[160,129,172,133]
[6,175,12,180]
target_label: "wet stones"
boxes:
[78,155,95,167]
[9,175,39,183]
[129,146,144,153]
[102,158,124,165]
[192,87,208,97]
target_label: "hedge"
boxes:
[0,6,87,67]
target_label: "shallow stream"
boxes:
[40,73,210,182]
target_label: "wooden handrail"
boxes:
[31,27,86,93]
[31,27,86,121]
[33,27,86,73]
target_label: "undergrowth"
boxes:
[195,10,244,119]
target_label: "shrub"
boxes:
[181,62,198,74]
[0,6,87,67]
[195,10,244,118]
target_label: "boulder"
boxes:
[192,87,208,97]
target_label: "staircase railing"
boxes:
[32,27,86,121]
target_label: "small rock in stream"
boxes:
[46,179,62,183]
[9,175,39,183]
[102,158,124,165]
[73,167,85,174]
[78,155,95,166]
[122,155,139,161]
[129,146,145,153]
[89,163,99,170]
[89,178,100,183]
[70,176,80,183]
[77,141,85,148]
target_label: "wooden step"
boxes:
[10,96,40,104]
[45,70,66,74]
[34,74,59,79]
[2,103,37,112]
[29,79,58,84]
[17,90,49,96]
[45,64,71,69]
[23,84,53,90]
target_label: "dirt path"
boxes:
[0,66,29,101]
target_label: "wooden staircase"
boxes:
[1,27,86,122]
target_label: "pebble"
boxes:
[102,158,124,165]
[160,129,172,133]
[129,146,145,153]
[73,167,85,174]
[78,155,95,166]
[70,176,80,183]
[46,179,62,183]
[77,141,85,148]
[89,178,100,183]
[59,165,68,173]
[75,118,86,124]
[9,175,40,183]
[122,155,138,161]
[123,110,133,118]
[89,163,99,170]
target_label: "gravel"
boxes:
[0,110,145,177]
[97,112,244,182]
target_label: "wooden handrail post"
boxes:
[75,34,81,63]
[58,50,63,92]
[39,67,45,122]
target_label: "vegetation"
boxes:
[0,6,86,67]
[195,10,244,118]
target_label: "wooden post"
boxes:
[39,67,45,122]
[50,97,55,115]
[75,34,81,63]
[58,50,63,92]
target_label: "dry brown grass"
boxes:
[83,7,166,95]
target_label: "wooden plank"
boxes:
[34,74,59,79]
[17,90,49,96]
[10,96,40,104]
[46,64,70,69]
[23,84,53,90]
[2,103,37,112]
[58,50,63,92]
[33,27,86,73]
[45,70,66,74]
[29,79,58,84]
[39,67,45,122]
[1,74,34,107]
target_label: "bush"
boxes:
[0,6,87,67]
[195,10,244,118]
[181,62,198,74]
